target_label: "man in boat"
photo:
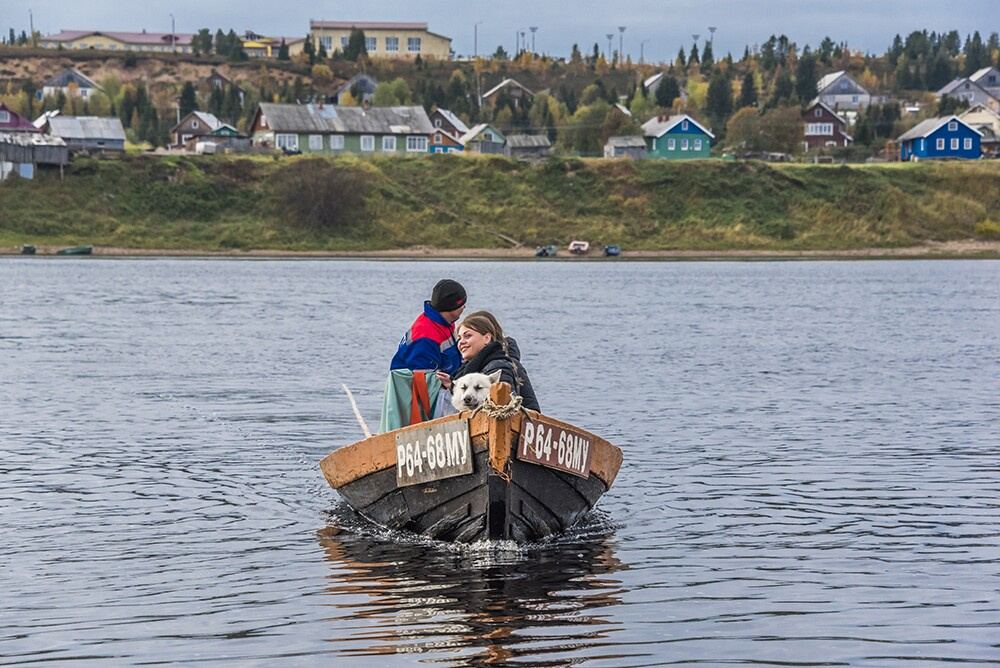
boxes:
[390,279,467,376]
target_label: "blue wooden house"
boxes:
[897,115,982,161]
[641,114,714,160]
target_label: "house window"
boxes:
[309,134,323,150]
[920,139,925,151]
[951,138,959,150]
[964,138,973,150]
[815,108,822,117]
[408,37,421,52]
[365,37,377,52]
[386,37,399,52]
[434,118,442,128]
[434,133,442,144]
[936,138,945,150]
[361,135,375,152]
[681,138,689,150]
[330,135,344,150]
[483,132,493,142]
[0,111,9,123]
[407,136,428,152]
[382,135,397,151]
[276,134,298,151]
[948,121,958,131]
[341,36,349,49]
[681,120,689,130]
[667,138,675,150]
[694,138,702,150]
[192,120,200,129]
[320,36,332,52]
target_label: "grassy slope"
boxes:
[1,154,999,251]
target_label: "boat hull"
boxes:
[322,385,622,543]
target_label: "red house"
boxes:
[0,103,40,134]
[802,101,851,151]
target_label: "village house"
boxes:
[641,114,714,160]
[969,67,1000,99]
[333,74,379,105]
[39,29,194,53]
[428,109,468,154]
[0,103,40,134]
[897,115,982,161]
[205,70,245,105]
[250,102,433,155]
[169,111,236,148]
[240,31,306,58]
[816,71,871,110]
[504,135,551,160]
[41,69,102,102]
[936,77,1000,114]
[42,115,126,154]
[459,123,506,154]
[604,136,647,159]
[481,79,534,109]
[310,21,451,60]
[642,72,688,105]
[801,101,853,151]
[960,104,1000,156]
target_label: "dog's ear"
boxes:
[488,370,503,384]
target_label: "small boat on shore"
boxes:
[56,245,93,255]
[603,245,622,257]
[535,244,558,257]
[568,240,590,254]
[320,383,623,543]
[21,245,36,255]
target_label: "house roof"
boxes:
[641,114,715,139]
[970,67,1000,85]
[897,115,982,142]
[43,30,193,46]
[606,136,647,148]
[506,134,551,148]
[257,103,433,134]
[459,123,504,144]
[961,104,1000,120]
[816,70,871,96]
[481,78,534,100]
[311,21,429,30]
[43,69,101,90]
[46,116,126,141]
[433,108,469,134]
[0,103,40,132]
[613,103,632,117]
[936,77,999,99]
[804,100,847,124]
[334,73,379,98]
[170,111,224,133]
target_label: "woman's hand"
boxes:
[435,371,452,390]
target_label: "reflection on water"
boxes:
[318,510,627,666]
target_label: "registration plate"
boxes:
[517,417,593,478]
[395,419,473,487]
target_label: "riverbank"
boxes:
[2,155,999,254]
[5,240,999,259]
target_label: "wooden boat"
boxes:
[603,245,622,257]
[21,245,36,255]
[56,245,93,255]
[320,383,623,543]
[568,240,590,254]
[534,244,558,257]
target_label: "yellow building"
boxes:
[241,31,307,58]
[310,21,451,60]
[39,30,194,53]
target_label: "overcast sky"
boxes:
[13,0,996,64]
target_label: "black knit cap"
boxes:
[430,279,467,312]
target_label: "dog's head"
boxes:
[451,370,503,411]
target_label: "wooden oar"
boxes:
[341,384,372,438]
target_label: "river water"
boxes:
[1,258,998,666]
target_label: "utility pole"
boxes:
[474,21,482,58]
[29,9,35,47]
[618,26,626,64]
[606,33,613,60]
[640,39,650,64]
[170,14,176,53]
[529,26,537,53]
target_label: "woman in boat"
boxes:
[445,311,540,412]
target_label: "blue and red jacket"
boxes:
[390,301,462,374]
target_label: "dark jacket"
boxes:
[453,339,541,412]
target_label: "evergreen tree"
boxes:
[209,86,224,116]
[926,52,954,90]
[277,39,289,61]
[701,41,714,69]
[655,75,681,108]
[688,42,700,65]
[738,71,758,109]
[214,29,227,57]
[769,68,794,107]
[677,46,687,67]
[570,43,583,65]
[964,31,987,75]
[302,35,316,65]
[222,84,242,124]
[179,82,198,119]
[794,49,818,101]
[317,40,328,60]
[706,70,733,132]
[819,36,835,65]
[344,28,367,61]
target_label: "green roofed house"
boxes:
[641,113,714,160]
[250,102,433,155]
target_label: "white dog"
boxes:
[450,370,503,412]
